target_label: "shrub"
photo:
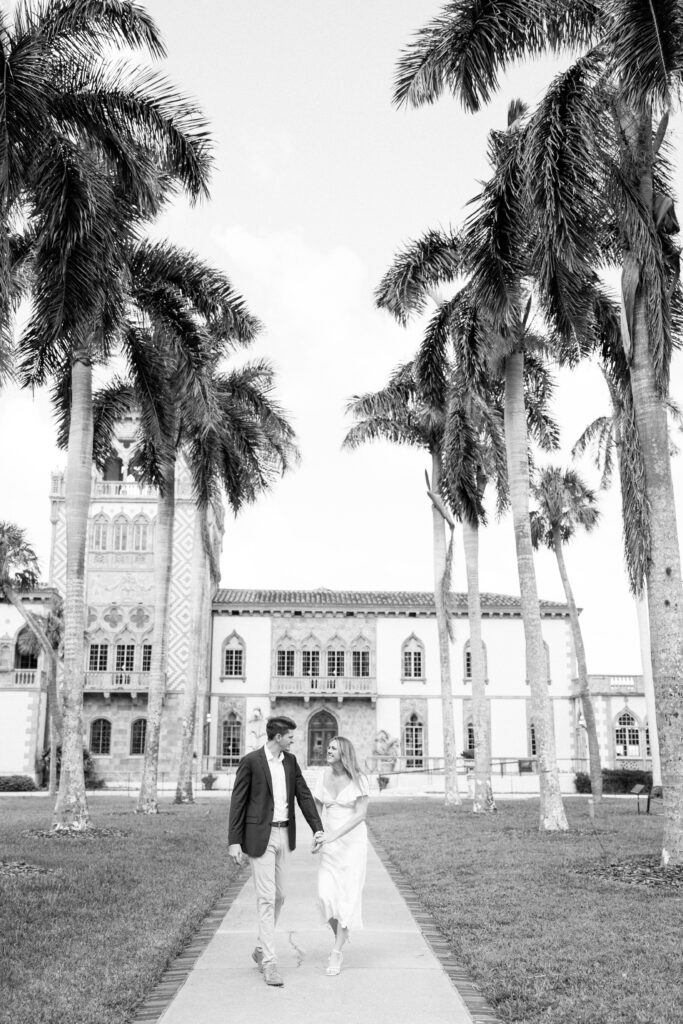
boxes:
[574,768,653,794]
[201,773,217,791]
[41,746,99,788]
[0,775,37,791]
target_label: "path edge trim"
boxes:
[368,825,505,1024]
[130,865,248,1023]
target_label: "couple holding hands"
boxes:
[228,715,370,986]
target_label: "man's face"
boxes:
[275,729,295,753]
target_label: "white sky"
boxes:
[1,0,682,674]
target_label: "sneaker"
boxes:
[251,947,263,972]
[263,962,284,986]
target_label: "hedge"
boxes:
[0,775,37,792]
[575,768,653,794]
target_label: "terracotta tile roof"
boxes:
[213,588,569,615]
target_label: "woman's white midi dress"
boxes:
[314,773,369,930]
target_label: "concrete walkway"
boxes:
[157,823,475,1024]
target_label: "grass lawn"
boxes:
[0,794,240,1024]
[369,796,682,1024]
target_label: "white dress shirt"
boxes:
[265,745,288,822]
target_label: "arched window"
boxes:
[91,718,112,755]
[615,711,640,758]
[14,628,38,669]
[221,712,242,766]
[402,635,424,680]
[276,634,295,677]
[132,515,151,553]
[307,709,338,766]
[301,635,320,678]
[113,515,130,552]
[351,636,370,678]
[222,632,245,678]
[529,722,537,757]
[130,719,147,755]
[91,514,109,552]
[466,721,475,752]
[326,637,345,677]
[463,639,488,683]
[403,713,424,768]
[88,640,109,672]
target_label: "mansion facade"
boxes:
[0,421,655,790]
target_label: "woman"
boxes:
[312,735,369,975]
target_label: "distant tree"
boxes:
[530,467,603,806]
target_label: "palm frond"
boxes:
[607,0,683,110]
[393,0,599,112]
[375,229,463,324]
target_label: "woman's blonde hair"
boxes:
[332,735,366,789]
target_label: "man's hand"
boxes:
[311,830,326,854]
[228,843,244,865]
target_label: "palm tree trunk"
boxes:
[430,452,461,805]
[504,351,568,831]
[175,508,206,804]
[618,103,683,866]
[551,527,603,808]
[630,289,683,864]
[54,355,92,830]
[635,591,662,789]
[137,453,176,814]
[462,518,495,812]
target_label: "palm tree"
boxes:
[61,239,264,813]
[344,360,463,806]
[173,363,299,804]
[393,0,683,863]
[15,8,212,830]
[375,118,570,831]
[530,467,603,806]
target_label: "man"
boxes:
[228,715,324,987]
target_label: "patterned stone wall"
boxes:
[83,692,183,785]
[264,698,377,769]
[166,502,195,693]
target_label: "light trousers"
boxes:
[250,826,290,964]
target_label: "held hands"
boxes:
[311,830,327,854]
[228,843,243,866]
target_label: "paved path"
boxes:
[157,823,475,1024]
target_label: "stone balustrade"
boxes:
[270,675,376,702]
[85,671,150,696]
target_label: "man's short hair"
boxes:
[266,715,297,740]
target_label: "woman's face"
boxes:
[327,739,341,764]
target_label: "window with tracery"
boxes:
[88,643,108,672]
[133,516,150,552]
[327,649,345,677]
[223,634,245,677]
[302,647,320,676]
[221,712,242,766]
[615,711,640,758]
[113,515,130,552]
[92,515,109,552]
[403,713,424,768]
[277,647,295,677]
[463,640,488,682]
[402,636,424,679]
[352,649,370,677]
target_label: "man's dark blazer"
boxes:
[228,745,323,858]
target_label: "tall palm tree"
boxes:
[530,466,603,806]
[393,0,683,863]
[173,363,299,804]
[15,8,212,830]
[60,240,264,813]
[375,117,570,831]
[344,360,463,806]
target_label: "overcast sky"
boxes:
[1,0,682,674]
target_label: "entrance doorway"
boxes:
[307,709,338,766]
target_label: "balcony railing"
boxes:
[575,674,644,694]
[9,669,41,688]
[51,472,193,500]
[85,671,150,694]
[271,675,376,699]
